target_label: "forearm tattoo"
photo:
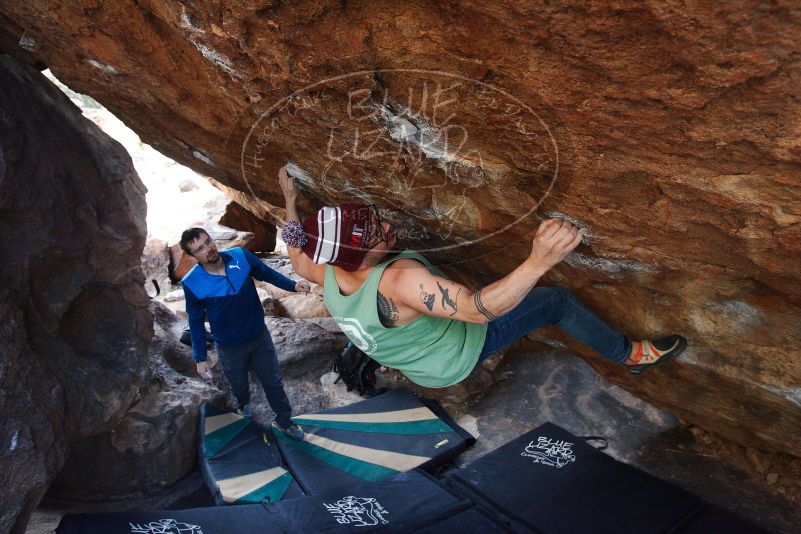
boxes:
[377,291,400,327]
[437,281,460,316]
[473,289,497,321]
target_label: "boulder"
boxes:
[279,292,330,319]
[265,317,347,379]
[2,1,801,457]
[304,317,345,336]
[219,200,277,254]
[258,288,287,317]
[140,237,171,297]
[163,288,186,303]
[255,281,294,301]
[149,301,195,373]
[379,354,501,408]
[162,299,188,321]
[178,178,198,192]
[47,361,223,501]
[168,243,197,282]
[47,300,223,501]
[0,56,151,533]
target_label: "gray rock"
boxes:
[0,57,151,533]
[47,302,224,501]
[47,362,223,500]
[141,238,170,297]
[163,289,185,303]
[304,317,344,335]
[178,178,198,192]
[279,293,329,319]
[150,301,195,372]
[266,317,347,379]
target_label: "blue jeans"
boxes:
[216,328,293,427]
[478,286,630,364]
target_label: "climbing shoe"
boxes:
[626,335,687,375]
[237,404,253,418]
[272,421,304,441]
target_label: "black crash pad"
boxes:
[56,504,277,534]
[444,422,765,534]
[262,469,480,533]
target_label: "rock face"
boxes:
[265,317,347,379]
[219,200,277,254]
[141,237,171,297]
[0,57,151,533]
[1,2,801,458]
[47,302,223,501]
[148,301,197,373]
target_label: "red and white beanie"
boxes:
[301,203,374,271]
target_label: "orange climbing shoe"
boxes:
[625,335,687,375]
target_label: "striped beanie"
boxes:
[301,203,374,271]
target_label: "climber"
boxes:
[180,227,308,440]
[277,166,687,389]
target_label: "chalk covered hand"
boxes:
[278,165,297,200]
[527,218,583,272]
[295,279,312,294]
[196,361,213,380]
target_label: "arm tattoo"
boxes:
[473,289,498,321]
[437,281,460,316]
[377,291,400,327]
[419,284,435,311]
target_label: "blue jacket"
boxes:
[182,247,297,362]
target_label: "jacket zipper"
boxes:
[222,254,236,291]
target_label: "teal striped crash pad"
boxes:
[273,388,475,495]
[199,404,305,506]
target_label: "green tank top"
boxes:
[323,250,488,388]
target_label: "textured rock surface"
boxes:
[148,301,197,373]
[0,57,151,533]
[47,303,223,501]
[2,2,800,457]
[219,199,277,253]
[265,317,347,379]
[47,370,218,501]
[380,357,499,407]
[141,237,171,297]
[279,290,329,320]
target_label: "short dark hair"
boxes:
[180,227,209,255]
